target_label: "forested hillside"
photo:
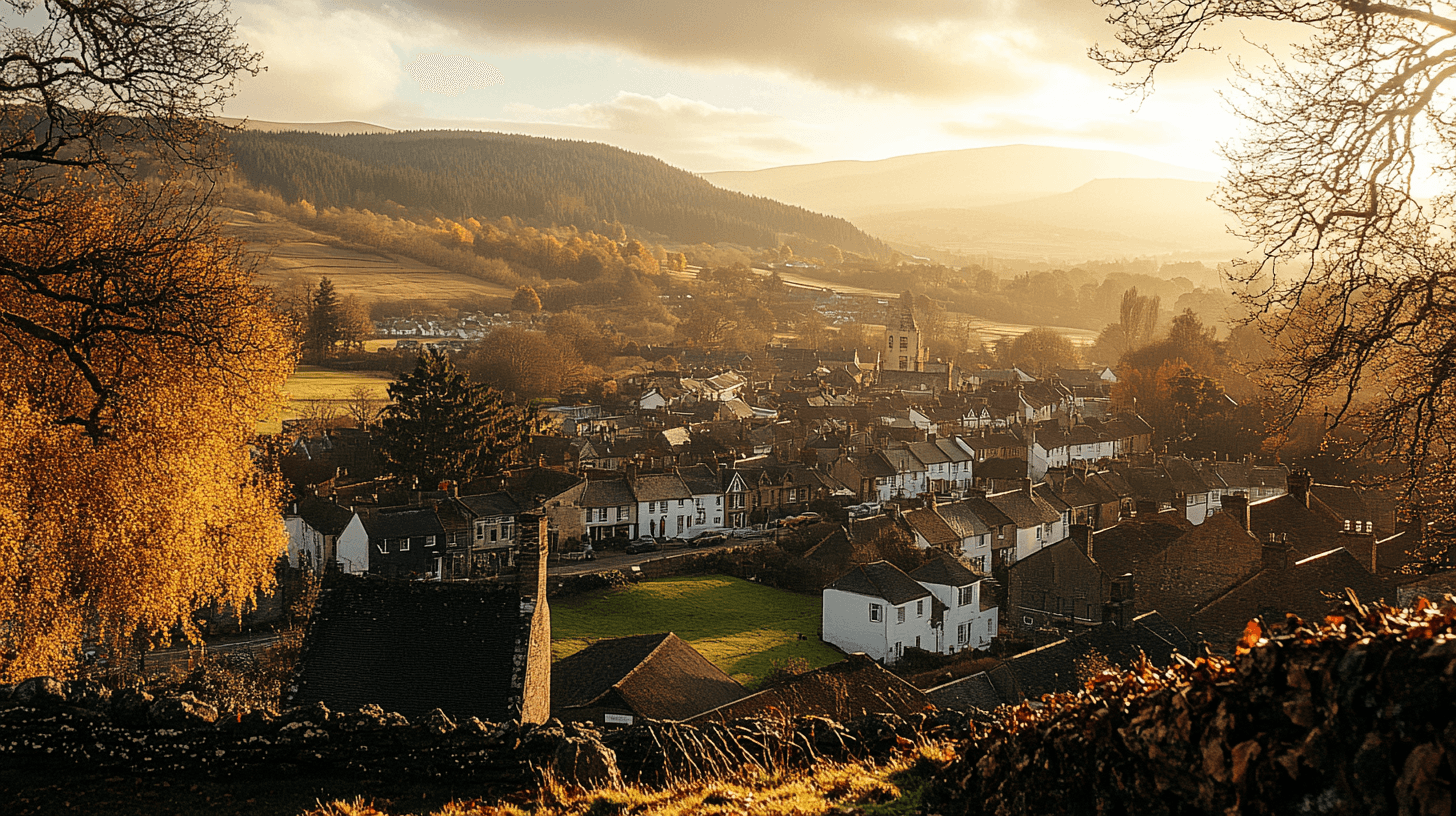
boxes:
[224,130,886,257]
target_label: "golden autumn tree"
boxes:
[0,181,293,681]
[0,0,286,680]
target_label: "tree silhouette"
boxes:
[377,349,527,486]
[1095,0,1456,500]
[306,277,343,362]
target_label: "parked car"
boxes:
[625,536,660,555]
[691,532,728,547]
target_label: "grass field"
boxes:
[551,575,843,688]
[256,365,396,435]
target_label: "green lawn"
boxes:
[551,574,843,688]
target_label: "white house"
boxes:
[333,513,372,575]
[283,496,359,573]
[823,561,939,664]
[987,482,1065,563]
[909,558,998,652]
[678,464,727,532]
[880,447,928,500]
[630,471,697,539]
[823,559,997,664]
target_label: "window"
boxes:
[957,622,969,644]
[679,498,685,507]
[959,586,974,607]
[1023,615,1035,627]
[597,508,607,522]
[988,618,994,632]
[897,606,906,624]
[648,501,656,513]
[474,521,486,542]
[916,599,924,616]
[971,555,987,572]
[677,516,685,533]
[399,537,410,551]
[489,528,498,542]
[377,539,389,554]
[899,356,908,370]
[426,535,436,547]
[716,496,722,506]
[501,523,513,541]
[888,334,894,348]
[869,603,882,622]
[900,336,908,350]
[617,506,629,521]
[1344,519,1352,531]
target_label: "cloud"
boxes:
[334,0,1116,101]
[229,0,426,121]
[486,92,817,171]
[405,54,504,96]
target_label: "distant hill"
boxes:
[213,117,396,135]
[703,144,1217,218]
[224,130,887,256]
[853,178,1250,262]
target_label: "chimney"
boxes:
[1102,574,1135,628]
[1222,492,1251,531]
[1262,532,1291,571]
[1021,478,1034,499]
[1071,523,1094,561]
[516,512,550,607]
[1288,470,1312,508]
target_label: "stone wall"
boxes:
[0,676,971,791]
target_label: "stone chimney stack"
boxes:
[1071,523,1095,561]
[1223,492,1251,532]
[1021,478,1034,500]
[1262,532,1292,571]
[1288,470,1313,508]
[516,513,550,607]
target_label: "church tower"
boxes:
[885,292,929,372]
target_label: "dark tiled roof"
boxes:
[935,439,975,463]
[457,491,522,519]
[906,441,952,465]
[976,457,1027,480]
[904,508,959,548]
[677,464,723,496]
[828,561,931,605]
[294,577,524,721]
[1001,612,1192,701]
[987,488,1060,528]
[960,496,1015,530]
[362,506,444,540]
[581,478,635,507]
[631,473,693,502]
[1091,515,1194,578]
[294,496,356,536]
[910,555,981,587]
[925,671,1003,714]
[936,501,993,538]
[552,632,745,722]
[688,653,929,723]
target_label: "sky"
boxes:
[223,0,1297,175]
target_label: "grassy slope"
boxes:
[256,365,395,435]
[550,575,843,688]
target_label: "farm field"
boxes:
[222,207,515,303]
[551,574,843,688]
[256,365,395,434]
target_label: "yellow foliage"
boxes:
[0,181,294,681]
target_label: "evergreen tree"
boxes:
[306,277,343,361]
[376,350,526,486]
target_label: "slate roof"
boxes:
[496,467,585,504]
[910,555,982,587]
[552,632,745,722]
[881,448,927,474]
[677,464,723,496]
[293,577,525,722]
[828,561,932,605]
[581,477,635,508]
[987,488,1060,529]
[362,506,445,541]
[1000,611,1192,701]
[925,671,1003,715]
[936,501,993,538]
[294,495,356,537]
[935,439,975,463]
[906,441,952,466]
[976,457,1027,480]
[1090,515,1194,577]
[456,491,522,519]
[631,473,693,503]
[688,653,930,723]
[904,508,959,549]
[960,495,1015,530]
